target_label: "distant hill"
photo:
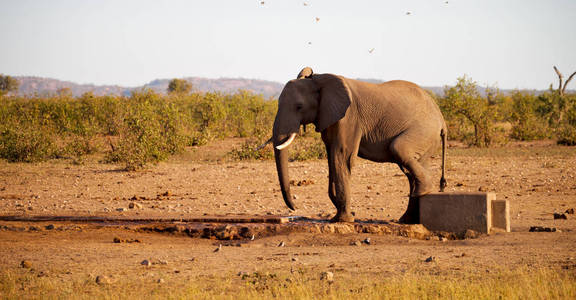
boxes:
[11,76,559,99]
[14,76,284,99]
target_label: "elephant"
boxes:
[270,67,447,224]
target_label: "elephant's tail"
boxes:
[439,128,447,192]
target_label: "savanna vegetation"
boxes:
[0,75,575,169]
[1,267,574,299]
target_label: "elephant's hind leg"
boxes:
[389,137,434,198]
[390,136,434,224]
[397,164,419,224]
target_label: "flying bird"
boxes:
[315,17,320,22]
[368,48,375,54]
[406,11,411,15]
[303,2,308,6]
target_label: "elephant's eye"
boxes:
[296,104,303,111]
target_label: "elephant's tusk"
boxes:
[255,137,273,151]
[275,133,296,150]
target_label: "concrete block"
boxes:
[491,200,510,232]
[419,192,495,234]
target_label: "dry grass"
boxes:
[1,267,574,299]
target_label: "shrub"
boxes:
[0,122,58,162]
[105,90,186,170]
[229,138,274,160]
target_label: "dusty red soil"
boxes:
[1,139,575,281]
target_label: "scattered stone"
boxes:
[529,226,558,232]
[160,191,171,197]
[424,256,437,263]
[554,213,568,220]
[439,236,447,242]
[214,244,222,252]
[141,260,152,267]
[20,260,32,269]
[157,278,165,284]
[292,194,298,200]
[116,208,126,212]
[129,202,143,209]
[291,257,298,262]
[464,229,480,239]
[565,208,575,215]
[362,238,371,245]
[278,241,285,247]
[45,224,55,230]
[95,275,112,285]
[350,240,362,246]
[113,237,142,243]
[320,271,334,282]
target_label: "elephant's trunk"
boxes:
[273,134,296,210]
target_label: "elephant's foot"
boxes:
[398,211,419,224]
[330,212,355,223]
[398,196,420,224]
[413,181,434,197]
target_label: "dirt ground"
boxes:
[1,139,575,287]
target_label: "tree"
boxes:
[439,76,497,147]
[167,78,192,94]
[0,74,19,96]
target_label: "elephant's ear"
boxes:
[297,67,313,79]
[313,74,352,132]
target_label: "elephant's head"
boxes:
[273,67,352,210]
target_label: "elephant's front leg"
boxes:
[327,146,355,223]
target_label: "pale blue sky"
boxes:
[1,0,575,89]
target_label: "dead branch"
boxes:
[554,66,564,95]
[562,71,576,95]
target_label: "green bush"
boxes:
[229,138,274,160]
[105,90,186,170]
[0,121,58,162]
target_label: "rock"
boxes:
[363,238,371,245]
[20,260,32,269]
[424,256,437,263]
[141,260,152,267]
[95,275,112,285]
[566,208,575,214]
[554,213,568,220]
[529,226,558,232]
[320,271,334,282]
[129,202,143,209]
[350,240,362,246]
[45,224,55,230]
[464,229,480,239]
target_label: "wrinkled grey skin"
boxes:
[273,67,447,224]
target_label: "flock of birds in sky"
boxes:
[258,1,450,55]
